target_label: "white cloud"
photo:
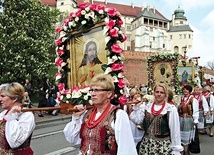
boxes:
[180,0,214,10]
[201,10,214,27]
[190,24,214,66]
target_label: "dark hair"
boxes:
[79,41,102,67]
[183,85,192,93]
[168,89,174,102]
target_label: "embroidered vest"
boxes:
[143,111,170,138]
[0,119,33,154]
[178,96,193,116]
[80,106,118,155]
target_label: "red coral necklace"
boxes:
[151,101,166,116]
[86,103,111,129]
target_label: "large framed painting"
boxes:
[178,62,195,87]
[55,3,128,105]
[67,23,107,88]
[147,53,180,94]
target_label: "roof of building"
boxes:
[136,8,168,21]
[168,25,193,32]
[40,0,56,6]
[95,1,168,20]
[53,0,168,20]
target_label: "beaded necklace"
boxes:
[86,103,111,129]
[151,101,166,116]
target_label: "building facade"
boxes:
[41,0,201,87]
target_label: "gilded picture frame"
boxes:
[67,23,107,88]
[147,53,180,94]
[178,62,195,87]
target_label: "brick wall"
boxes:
[123,51,155,87]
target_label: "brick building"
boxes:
[40,0,200,87]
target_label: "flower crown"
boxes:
[55,3,127,105]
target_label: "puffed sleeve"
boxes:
[192,98,199,123]
[201,95,209,113]
[210,95,214,110]
[63,111,87,145]
[129,103,146,124]
[113,109,138,155]
[168,105,183,154]
[4,112,35,148]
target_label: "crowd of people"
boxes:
[63,75,214,155]
[0,74,214,154]
[23,78,59,117]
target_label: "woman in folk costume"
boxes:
[178,85,199,155]
[130,83,183,155]
[202,85,214,137]
[63,73,137,155]
[0,82,35,154]
[192,86,209,134]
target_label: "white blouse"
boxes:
[130,102,183,155]
[63,108,137,155]
[0,110,35,148]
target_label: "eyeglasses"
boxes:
[89,89,111,93]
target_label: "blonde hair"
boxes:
[0,82,25,103]
[89,73,115,91]
[153,83,168,100]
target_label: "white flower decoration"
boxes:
[104,67,112,74]
[72,90,82,98]
[81,20,87,25]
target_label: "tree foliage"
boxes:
[206,60,214,70]
[0,0,60,87]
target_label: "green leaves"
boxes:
[0,0,60,85]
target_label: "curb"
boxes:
[35,114,71,125]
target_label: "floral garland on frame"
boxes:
[146,52,181,94]
[54,3,127,105]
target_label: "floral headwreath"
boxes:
[54,3,127,106]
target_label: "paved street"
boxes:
[1,105,214,154]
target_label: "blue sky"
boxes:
[97,0,214,66]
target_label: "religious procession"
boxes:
[1,1,214,155]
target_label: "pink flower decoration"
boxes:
[109,28,119,37]
[117,19,123,26]
[64,89,72,94]
[118,95,127,105]
[55,26,63,33]
[78,3,88,10]
[118,78,126,88]
[55,38,63,46]
[97,4,106,11]
[72,86,80,91]
[111,44,122,53]
[69,12,75,19]
[76,9,82,17]
[58,83,65,91]
[55,58,64,67]
[111,63,124,72]
[57,49,64,56]
[121,33,127,42]
[55,72,62,78]
[107,8,117,16]
[83,85,90,89]
[106,20,116,29]
[64,18,69,26]
[90,4,97,11]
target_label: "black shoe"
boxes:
[38,114,44,117]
